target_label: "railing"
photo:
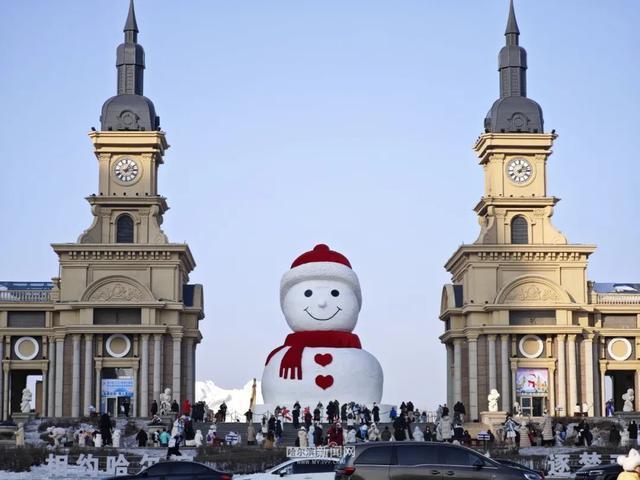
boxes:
[593,293,640,305]
[0,289,52,302]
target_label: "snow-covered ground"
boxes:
[195,379,263,420]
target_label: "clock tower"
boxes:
[440,0,596,423]
[79,0,167,245]
[48,1,203,418]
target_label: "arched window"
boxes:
[511,216,528,244]
[116,214,134,243]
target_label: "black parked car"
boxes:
[335,442,543,480]
[106,460,233,480]
[495,458,546,479]
[575,462,622,480]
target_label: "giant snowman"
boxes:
[261,244,383,406]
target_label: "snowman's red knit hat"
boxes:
[280,244,362,308]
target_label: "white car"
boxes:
[235,458,338,480]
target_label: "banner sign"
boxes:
[101,378,134,398]
[515,368,548,395]
[287,446,355,459]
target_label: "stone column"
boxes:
[468,335,479,421]
[71,334,81,417]
[0,336,3,420]
[83,334,93,416]
[172,334,182,404]
[95,366,102,413]
[54,337,64,417]
[42,367,48,417]
[140,334,149,417]
[548,367,556,415]
[453,338,462,405]
[446,343,454,407]
[132,366,138,417]
[582,333,594,416]
[500,334,510,411]
[2,364,8,420]
[487,335,497,391]
[153,334,162,406]
[185,338,194,403]
[556,335,566,416]
[47,337,55,417]
[567,334,577,416]
[192,342,197,403]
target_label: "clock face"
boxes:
[113,158,139,183]
[507,158,532,184]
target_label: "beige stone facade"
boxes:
[0,130,204,419]
[440,132,640,419]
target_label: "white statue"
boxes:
[623,389,635,412]
[194,430,204,447]
[20,388,32,413]
[488,389,500,412]
[15,423,25,447]
[112,429,121,448]
[160,388,173,415]
[94,433,103,448]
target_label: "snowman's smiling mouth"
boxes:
[304,307,342,321]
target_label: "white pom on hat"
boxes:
[617,448,640,471]
[280,244,361,308]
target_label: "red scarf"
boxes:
[265,331,361,380]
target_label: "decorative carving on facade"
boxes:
[505,283,560,303]
[89,282,144,302]
[66,250,172,261]
[477,251,584,262]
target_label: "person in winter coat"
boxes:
[541,414,554,446]
[182,399,191,416]
[247,424,256,445]
[136,428,148,447]
[453,401,465,424]
[307,426,315,447]
[393,416,407,441]
[372,403,380,423]
[268,415,276,434]
[304,409,313,429]
[99,413,113,446]
[292,404,300,429]
[327,422,344,446]
[159,429,170,447]
[630,421,639,446]
[314,424,324,446]
[166,435,182,459]
[611,425,622,446]
[298,427,308,447]
[171,400,180,415]
[150,400,158,417]
[381,426,392,441]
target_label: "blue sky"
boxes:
[0,1,639,409]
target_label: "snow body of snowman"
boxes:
[261,244,383,407]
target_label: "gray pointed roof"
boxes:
[124,0,139,34]
[100,0,159,131]
[484,0,544,134]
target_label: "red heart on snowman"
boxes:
[314,353,333,367]
[315,375,334,390]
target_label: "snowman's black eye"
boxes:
[304,289,313,297]
[331,289,340,297]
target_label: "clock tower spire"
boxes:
[472,0,564,245]
[78,0,169,244]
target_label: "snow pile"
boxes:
[195,379,263,421]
